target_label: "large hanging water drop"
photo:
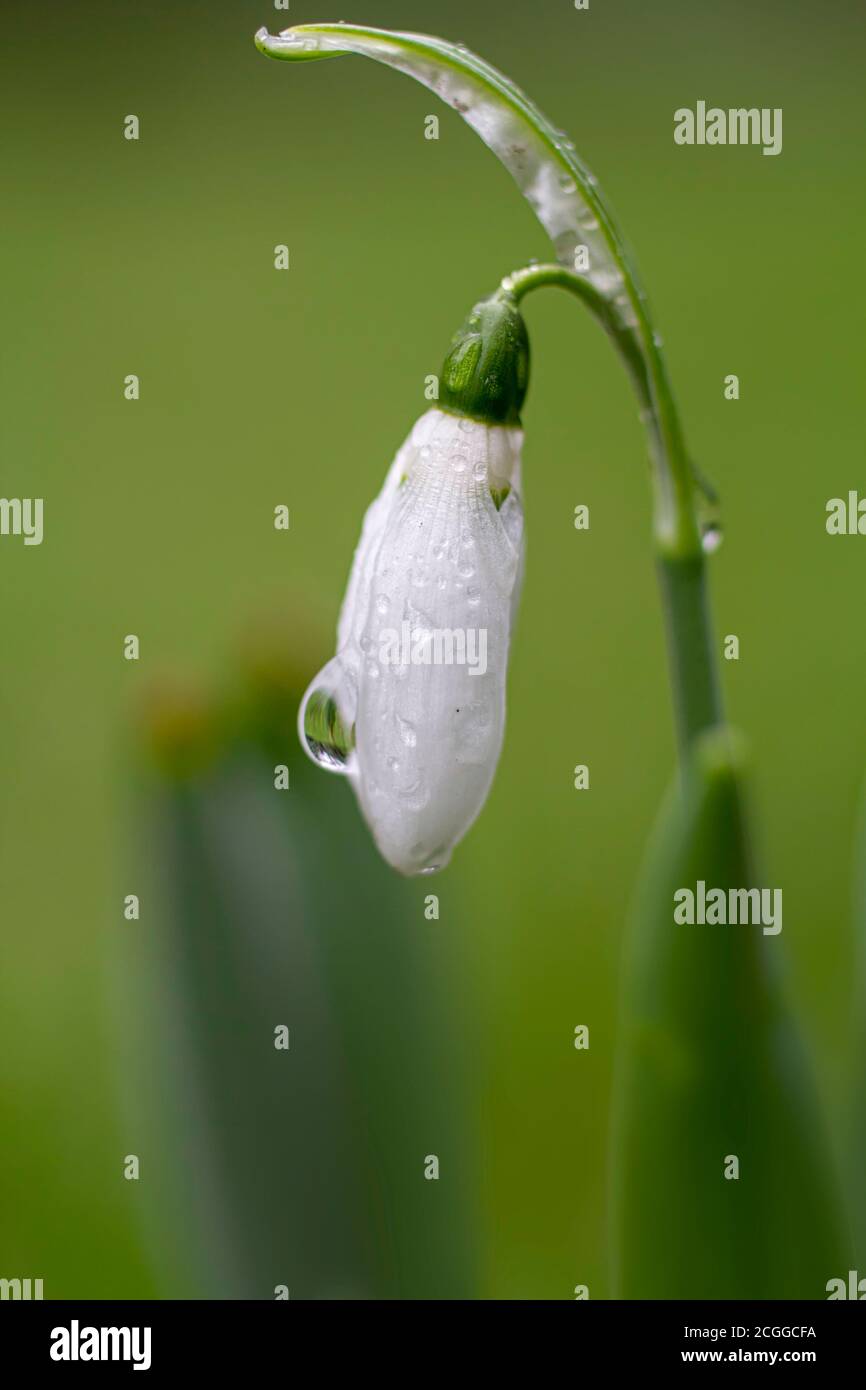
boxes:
[298,657,357,773]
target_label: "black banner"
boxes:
[1,1299,862,1374]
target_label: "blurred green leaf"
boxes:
[611,729,846,1298]
[848,787,866,1270]
[118,661,478,1299]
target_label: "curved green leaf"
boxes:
[257,25,636,316]
[254,22,694,550]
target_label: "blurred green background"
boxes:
[1,0,864,1298]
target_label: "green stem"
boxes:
[254,26,724,760]
[656,553,724,760]
[503,264,724,758]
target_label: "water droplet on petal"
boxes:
[396,715,417,747]
[299,660,357,772]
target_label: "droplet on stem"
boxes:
[700,522,723,554]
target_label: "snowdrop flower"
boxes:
[299,290,529,875]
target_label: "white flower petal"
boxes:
[300,407,524,875]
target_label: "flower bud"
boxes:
[439,291,529,426]
[299,292,529,875]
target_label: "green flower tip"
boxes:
[439,291,530,427]
[253,25,345,63]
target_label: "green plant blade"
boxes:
[120,674,479,1299]
[256,24,637,318]
[254,22,694,550]
[611,729,846,1298]
[122,751,376,1299]
[848,785,866,1269]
